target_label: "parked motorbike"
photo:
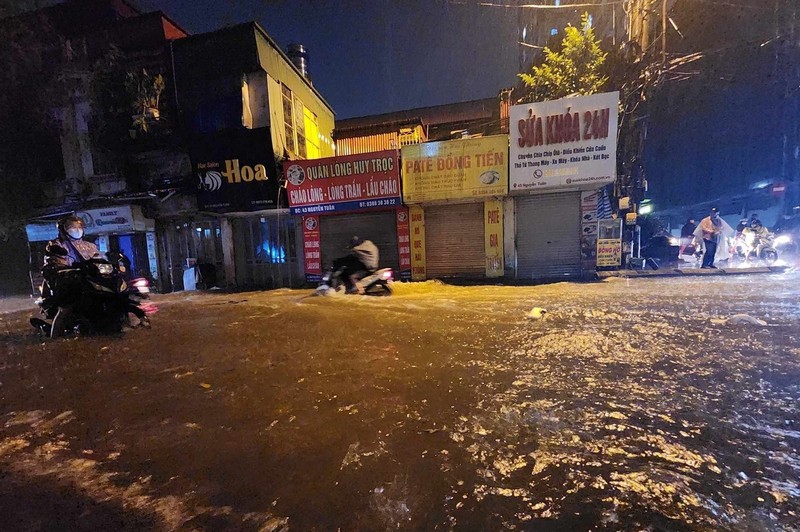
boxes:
[315,267,394,296]
[31,256,148,338]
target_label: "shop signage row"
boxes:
[188,93,619,215]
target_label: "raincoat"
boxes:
[693,216,734,263]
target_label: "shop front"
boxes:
[509,92,619,280]
[189,126,300,289]
[285,150,408,282]
[401,135,507,280]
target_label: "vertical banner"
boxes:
[396,208,412,280]
[302,215,322,282]
[409,206,426,281]
[146,232,159,280]
[597,218,623,267]
[580,190,600,272]
[484,199,504,277]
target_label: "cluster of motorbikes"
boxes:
[30,246,153,339]
[728,229,780,265]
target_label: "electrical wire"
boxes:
[477,1,623,9]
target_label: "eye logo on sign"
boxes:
[479,170,500,185]
[534,169,543,179]
[304,217,318,231]
[286,164,305,186]
[199,171,223,192]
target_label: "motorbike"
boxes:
[106,250,151,301]
[731,231,778,265]
[31,255,148,338]
[773,232,797,258]
[315,266,394,296]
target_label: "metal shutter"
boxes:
[320,211,399,271]
[516,192,581,279]
[425,203,485,278]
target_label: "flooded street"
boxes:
[1,274,799,530]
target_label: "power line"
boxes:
[478,1,623,9]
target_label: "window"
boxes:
[281,84,295,154]
[304,108,320,159]
[294,95,307,159]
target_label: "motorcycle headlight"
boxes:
[96,263,114,275]
[669,237,680,246]
[774,235,791,245]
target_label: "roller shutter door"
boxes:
[516,192,581,279]
[425,203,485,278]
[320,211,399,271]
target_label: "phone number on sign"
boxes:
[358,198,398,209]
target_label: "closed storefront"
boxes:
[424,203,485,278]
[286,151,409,283]
[402,135,508,280]
[319,211,399,272]
[515,192,581,279]
[509,93,619,280]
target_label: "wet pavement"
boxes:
[1,273,799,530]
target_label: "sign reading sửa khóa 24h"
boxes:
[401,135,508,203]
[510,91,619,192]
[284,150,401,215]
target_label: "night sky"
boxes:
[142,0,521,119]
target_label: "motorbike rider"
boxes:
[41,215,102,310]
[679,218,697,258]
[331,236,379,294]
[743,217,770,241]
[45,216,101,267]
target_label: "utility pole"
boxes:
[661,0,667,64]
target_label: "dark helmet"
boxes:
[57,215,85,239]
[751,219,763,229]
[348,236,363,249]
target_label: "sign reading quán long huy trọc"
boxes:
[285,150,401,215]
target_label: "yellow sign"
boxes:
[484,199,504,277]
[401,135,508,203]
[596,238,622,267]
[409,206,426,280]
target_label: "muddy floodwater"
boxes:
[1,274,799,530]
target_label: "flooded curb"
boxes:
[597,265,790,279]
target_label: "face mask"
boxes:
[67,228,84,240]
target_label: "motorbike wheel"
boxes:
[761,249,778,265]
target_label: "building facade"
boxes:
[169,22,335,291]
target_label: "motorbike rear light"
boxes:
[132,278,149,288]
[382,270,393,280]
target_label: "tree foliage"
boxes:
[518,13,608,103]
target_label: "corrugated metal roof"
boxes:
[336,97,498,133]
